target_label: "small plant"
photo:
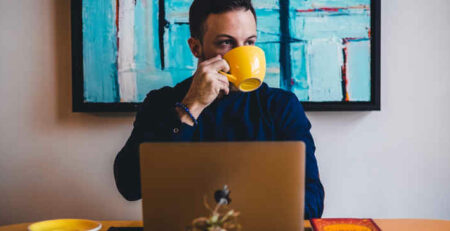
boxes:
[188,186,241,231]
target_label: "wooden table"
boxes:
[1,219,450,231]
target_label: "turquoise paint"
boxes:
[164,14,197,85]
[287,0,371,102]
[164,24,196,71]
[255,9,282,88]
[291,0,370,9]
[256,9,281,43]
[291,43,309,101]
[253,0,280,10]
[134,0,169,101]
[152,0,161,69]
[292,14,370,40]
[347,40,371,101]
[135,0,173,101]
[134,0,152,72]
[255,7,282,89]
[307,41,343,101]
[158,0,197,87]
[258,43,281,88]
[166,0,191,23]
[166,0,191,11]
[82,0,118,102]
[136,70,175,102]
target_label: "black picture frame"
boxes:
[71,0,380,112]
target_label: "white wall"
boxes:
[0,0,449,225]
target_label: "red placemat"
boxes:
[311,218,381,231]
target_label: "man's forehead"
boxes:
[203,9,256,39]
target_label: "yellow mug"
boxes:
[219,45,266,92]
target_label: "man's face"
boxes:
[189,9,257,61]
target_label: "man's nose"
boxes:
[234,42,246,48]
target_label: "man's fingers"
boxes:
[218,75,230,94]
[200,55,222,66]
[218,81,230,95]
[209,74,229,95]
[217,73,229,85]
[210,58,230,73]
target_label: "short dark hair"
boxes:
[189,0,257,41]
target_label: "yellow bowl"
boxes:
[28,219,102,231]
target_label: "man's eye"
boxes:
[246,40,256,45]
[219,40,233,45]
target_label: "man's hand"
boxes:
[176,55,230,126]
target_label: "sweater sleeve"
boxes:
[275,93,325,219]
[113,87,196,201]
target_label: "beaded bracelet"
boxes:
[175,102,198,126]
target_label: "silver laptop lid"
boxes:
[140,141,305,231]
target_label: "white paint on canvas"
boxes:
[118,0,137,102]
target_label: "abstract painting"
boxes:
[71,0,380,112]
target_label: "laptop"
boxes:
[139,141,305,231]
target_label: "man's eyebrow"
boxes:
[215,34,235,39]
[214,34,258,40]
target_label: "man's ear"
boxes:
[188,37,202,59]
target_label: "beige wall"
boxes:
[0,0,449,225]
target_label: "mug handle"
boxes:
[218,71,237,84]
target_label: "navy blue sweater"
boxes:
[114,77,324,219]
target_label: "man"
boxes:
[114,0,324,219]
